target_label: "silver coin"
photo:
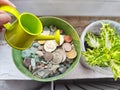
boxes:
[44,40,57,52]
[62,43,72,51]
[59,35,64,46]
[55,48,66,62]
[52,52,63,64]
[43,52,53,61]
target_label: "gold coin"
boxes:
[38,40,46,44]
[66,49,77,59]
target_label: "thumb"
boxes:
[0,11,11,26]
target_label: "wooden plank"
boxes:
[88,83,118,90]
[0,80,43,90]
[76,83,102,90]
[55,84,67,90]
[105,0,120,2]
[101,83,120,89]
[10,0,106,2]
[39,84,51,90]
[66,84,84,90]
[9,0,120,16]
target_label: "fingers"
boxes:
[0,0,15,30]
[0,11,11,26]
[0,0,16,8]
[0,0,15,25]
[0,0,15,31]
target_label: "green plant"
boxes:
[82,23,120,80]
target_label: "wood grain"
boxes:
[58,16,120,36]
[9,0,120,16]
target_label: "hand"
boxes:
[0,0,16,31]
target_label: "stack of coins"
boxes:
[22,25,77,78]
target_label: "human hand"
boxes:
[0,0,16,31]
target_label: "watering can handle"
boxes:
[0,5,20,30]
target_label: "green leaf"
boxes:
[100,23,116,50]
[82,48,110,67]
[111,45,120,60]
[110,59,120,80]
[85,32,100,48]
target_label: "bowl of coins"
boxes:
[12,16,81,82]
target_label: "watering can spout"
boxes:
[35,29,60,44]
[54,30,60,44]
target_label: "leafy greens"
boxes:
[82,22,120,80]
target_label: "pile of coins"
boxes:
[22,25,77,78]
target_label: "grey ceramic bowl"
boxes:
[81,20,120,75]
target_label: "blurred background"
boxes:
[10,0,120,16]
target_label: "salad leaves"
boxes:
[82,22,120,80]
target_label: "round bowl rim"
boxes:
[12,16,81,82]
[80,20,120,75]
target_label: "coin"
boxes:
[36,51,44,57]
[59,35,64,45]
[38,40,46,44]
[64,35,72,43]
[62,43,72,51]
[55,48,66,62]
[66,49,77,59]
[44,40,57,52]
[43,52,53,61]
[52,52,63,64]
[38,46,44,51]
